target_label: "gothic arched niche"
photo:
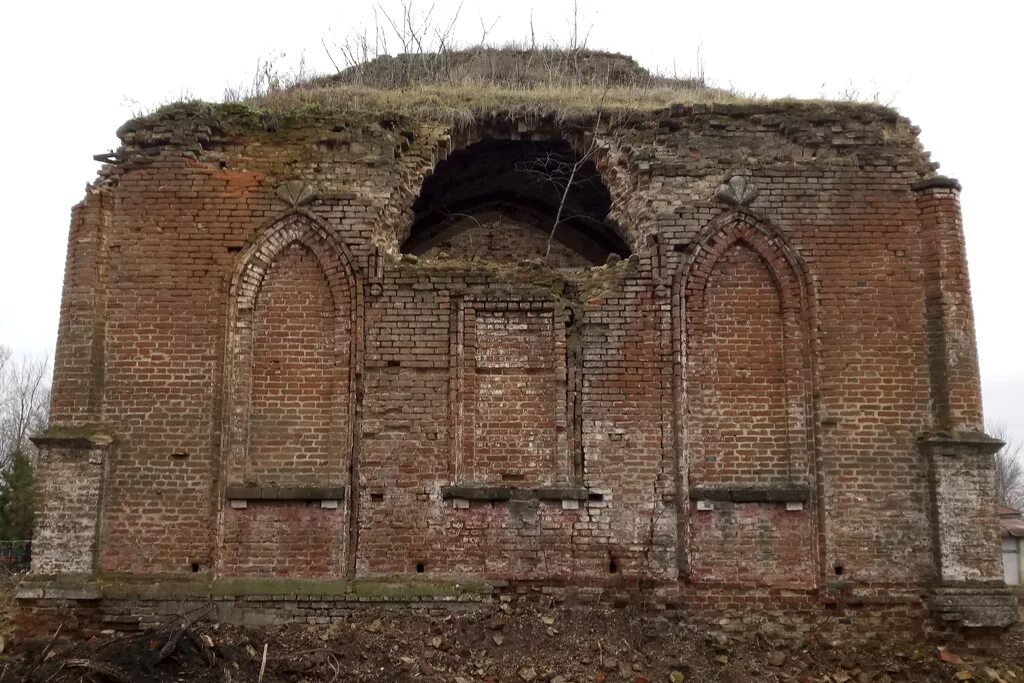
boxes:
[221,211,359,577]
[401,138,630,266]
[676,214,818,588]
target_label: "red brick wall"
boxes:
[578,277,675,579]
[94,156,250,574]
[34,103,1001,611]
[49,191,109,425]
[917,186,984,431]
[221,502,345,577]
[419,217,592,268]
[688,503,816,588]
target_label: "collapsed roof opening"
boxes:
[402,138,630,267]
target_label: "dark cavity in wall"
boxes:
[402,138,629,265]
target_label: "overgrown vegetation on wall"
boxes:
[212,0,744,125]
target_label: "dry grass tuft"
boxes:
[248,82,746,128]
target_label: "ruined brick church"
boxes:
[22,52,1016,632]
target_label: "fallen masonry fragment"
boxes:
[20,51,1015,637]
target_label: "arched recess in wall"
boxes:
[219,209,362,577]
[386,120,644,263]
[673,212,819,588]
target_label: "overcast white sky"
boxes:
[0,1,1021,441]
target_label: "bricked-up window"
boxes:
[402,138,629,265]
[451,300,572,487]
[248,244,336,481]
[219,214,358,577]
[695,244,789,482]
[225,214,357,490]
[680,219,813,490]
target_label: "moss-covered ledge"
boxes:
[29,425,115,449]
[224,485,347,501]
[15,573,101,601]
[911,175,962,192]
[441,485,589,502]
[17,575,493,601]
[917,430,1004,457]
[688,485,811,503]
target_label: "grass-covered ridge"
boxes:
[118,48,905,141]
[244,82,742,128]
[226,48,747,127]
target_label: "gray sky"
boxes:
[1,0,1021,441]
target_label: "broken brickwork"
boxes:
[26,84,1015,630]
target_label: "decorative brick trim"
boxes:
[232,209,361,313]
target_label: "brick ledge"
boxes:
[688,485,811,503]
[441,485,590,502]
[225,485,347,501]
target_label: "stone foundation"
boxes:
[15,577,1017,640]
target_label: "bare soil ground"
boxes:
[1,600,1024,683]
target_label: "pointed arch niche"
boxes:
[219,210,362,577]
[674,212,819,588]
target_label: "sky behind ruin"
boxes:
[1,0,1021,441]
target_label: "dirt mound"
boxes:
[310,49,704,91]
[4,604,1024,682]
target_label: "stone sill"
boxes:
[441,485,589,502]
[917,431,1004,457]
[927,584,1019,628]
[689,485,810,503]
[225,485,347,501]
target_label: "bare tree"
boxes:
[516,94,609,262]
[991,422,1024,510]
[0,345,50,467]
[322,0,468,87]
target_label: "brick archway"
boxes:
[383,119,651,257]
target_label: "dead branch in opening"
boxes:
[257,642,269,682]
[21,622,61,681]
[514,82,610,262]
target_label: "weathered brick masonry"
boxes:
[23,84,1015,632]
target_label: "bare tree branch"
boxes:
[0,345,51,467]
[991,422,1024,510]
[321,38,342,75]
[514,82,610,262]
